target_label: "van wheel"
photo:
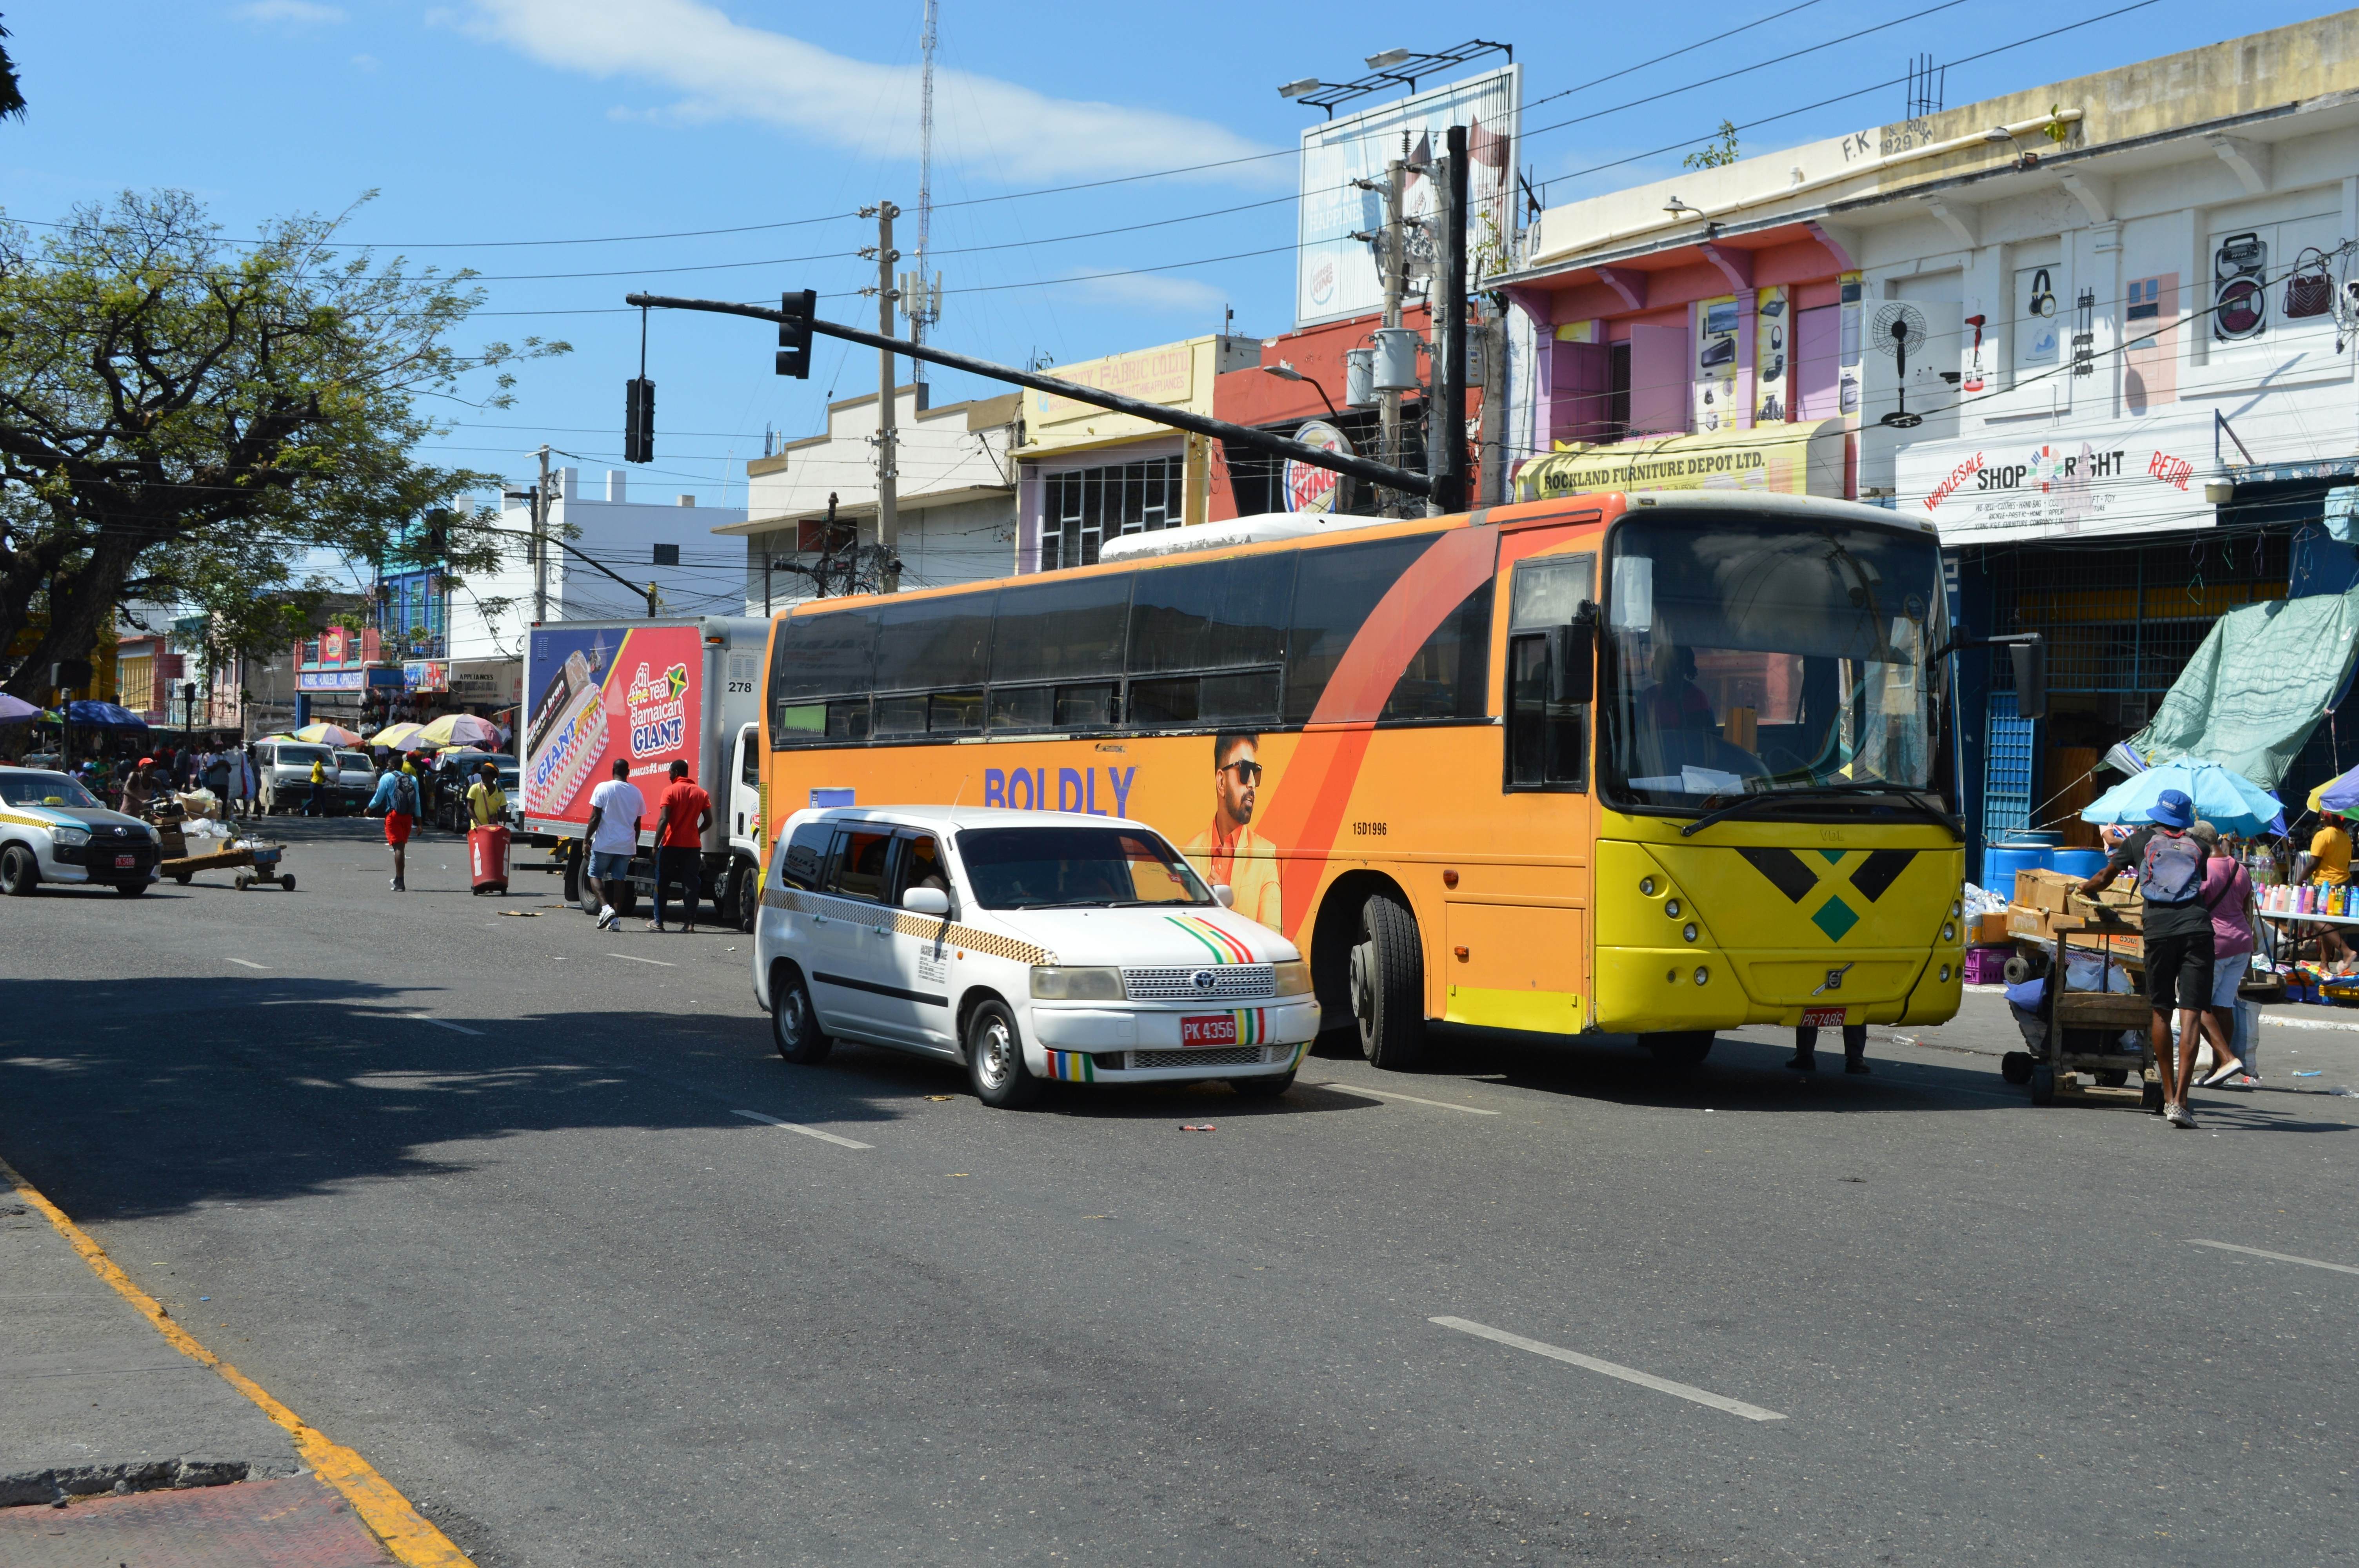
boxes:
[1349,891,1426,1071]
[1643,1031,1715,1070]
[0,844,37,897]
[771,969,833,1065]
[966,999,1041,1109]
[1229,1072,1296,1099]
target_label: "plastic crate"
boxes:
[1963,946,2010,985]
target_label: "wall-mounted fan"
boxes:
[1869,302,1930,428]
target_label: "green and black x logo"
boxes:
[1736,847,1917,942]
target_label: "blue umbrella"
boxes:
[63,699,149,730]
[2082,758,2285,838]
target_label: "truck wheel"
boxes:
[0,844,38,897]
[563,851,585,909]
[729,863,758,933]
[771,968,833,1065]
[966,999,1041,1109]
[1643,1031,1715,1070]
[1350,890,1427,1071]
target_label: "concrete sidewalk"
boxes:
[0,1185,393,1563]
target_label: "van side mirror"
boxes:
[2010,635,2046,720]
[1549,604,1598,704]
[1213,884,1235,908]
[901,886,950,916]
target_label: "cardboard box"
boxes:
[1968,911,2011,945]
[2014,868,2080,913]
[2006,905,2056,938]
[2068,892,2142,930]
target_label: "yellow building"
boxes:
[1015,334,1259,571]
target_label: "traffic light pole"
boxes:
[626,293,1437,501]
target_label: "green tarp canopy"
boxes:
[2127,586,2359,787]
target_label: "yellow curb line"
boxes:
[0,1152,475,1568]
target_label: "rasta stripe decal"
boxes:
[1166,914,1253,964]
[1045,1051,1096,1082]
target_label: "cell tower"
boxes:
[900,0,943,384]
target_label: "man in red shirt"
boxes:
[650,759,712,933]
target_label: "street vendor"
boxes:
[118,757,158,816]
[465,759,507,829]
[2076,787,2211,1129]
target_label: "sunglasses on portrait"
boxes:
[1220,760,1265,784]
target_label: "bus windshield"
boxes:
[1603,512,1948,813]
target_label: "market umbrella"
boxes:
[63,700,148,730]
[293,721,361,747]
[416,712,498,749]
[0,692,38,723]
[2305,764,2359,815]
[2082,757,2286,838]
[370,721,426,751]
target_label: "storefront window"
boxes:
[1040,456,1182,571]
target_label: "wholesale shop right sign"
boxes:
[1898,412,2214,543]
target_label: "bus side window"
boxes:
[1506,554,1596,793]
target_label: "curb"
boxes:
[0,1153,476,1568]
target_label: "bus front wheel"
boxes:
[1350,891,1427,1071]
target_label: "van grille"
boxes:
[1123,1045,1294,1071]
[1122,964,1275,1001]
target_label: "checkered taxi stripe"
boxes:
[760,886,1056,966]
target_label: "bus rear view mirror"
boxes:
[2011,636,2046,720]
[1550,609,1596,704]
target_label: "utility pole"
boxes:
[864,201,901,593]
[1428,125,1469,516]
[1380,153,1407,514]
[910,0,939,387]
[532,444,552,621]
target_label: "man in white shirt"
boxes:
[582,758,645,931]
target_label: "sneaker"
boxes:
[389,877,398,892]
[646,921,665,933]
[597,904,615,928]
[1785,1054,1818,1072]
[2166,1102,2197,1128]
[2197,1061,2245,1089]
[1845,1057,1871,1075]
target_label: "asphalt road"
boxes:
[4,817,2355,1566]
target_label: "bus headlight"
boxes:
[1939,964,1953,983]
[1693,965,1710,986]
[1942,923,1956,943]
[1272,960,1312,997]
[1031,966,1125,1001]
[1640,876,1657,897]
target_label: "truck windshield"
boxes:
[1603,512,1948,814]
[957,826,1214,910]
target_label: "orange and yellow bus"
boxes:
[757,489,1966,1071]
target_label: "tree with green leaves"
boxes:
[0,13,26,123]
[1683,120,1741,170]
[0,189,566,701]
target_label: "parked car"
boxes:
[254,741,340,816]
[0,766,164,896]
[752,806,1319,1108]
[333,751,378,813]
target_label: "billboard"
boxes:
[1899,412,2216,544]
[1295,65,1520,329]
[522,623,704,829]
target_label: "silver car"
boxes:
[0,767,164,897]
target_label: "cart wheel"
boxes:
[2001,1051,2034,1085]
[2029,1064,2057,1106]
[278,873,294,892]
[174,873,193,885]
[2002,954,2034,986]
[234,874,251,891]
[2096,1068,2130,1088]
[2141,1080,2166,1113]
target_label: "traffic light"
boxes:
[623,376,655,463]
[776,289,815,379]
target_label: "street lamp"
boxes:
[1261,360,1338,419]
[1278,77,1323,99]
[1365,48,1413,69]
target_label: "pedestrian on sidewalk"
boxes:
[2192,820,2261,1087]
[367,757,422,891]
[2077,786,2213,1128]
[649,759,710,934]
[583,758,643,931]
[1787,1020,1870,1074]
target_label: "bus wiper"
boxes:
[1679,782,1959,838]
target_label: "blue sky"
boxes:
[4,0,2341,517]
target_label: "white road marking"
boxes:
[226,958,266,970]
[607,953,675,967]
[1431,1316,1788,1422]
[1315,1082,1499,1115]
[2261,1014,2359,1033]
[409,1015,484,1037]
[2188,1238,2359,1277]
[731,1108,873,1150]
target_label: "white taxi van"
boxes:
[0,767,164,896]
[752,806,1319,1107]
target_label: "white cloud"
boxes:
[232,0,349,25]
[1063,270,1230,317]
[456,0,1276,185]
[351,53,380,71]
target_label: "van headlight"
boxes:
[1031,965,1126,1001]
[1272,960,1312,997]
[53,826,89,847]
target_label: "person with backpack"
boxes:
[2076,788,2213,1127]
[367,757,424,892]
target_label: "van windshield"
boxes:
[276,745,332,769]
[0,772,101,809]
[957,826,1212,910]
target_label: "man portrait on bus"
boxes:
[1185,731,1282,931]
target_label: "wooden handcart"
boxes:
[157,837,293,891]
[1999,905,2163,1110]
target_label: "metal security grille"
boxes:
[1120,965,1276,1000]
[1985,533,2288,695]
[1040,456,1183,571]
[1126,1045,1292,1070]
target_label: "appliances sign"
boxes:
[1898,413,2214,544]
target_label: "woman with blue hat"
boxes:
[2076,787,2213,1127]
